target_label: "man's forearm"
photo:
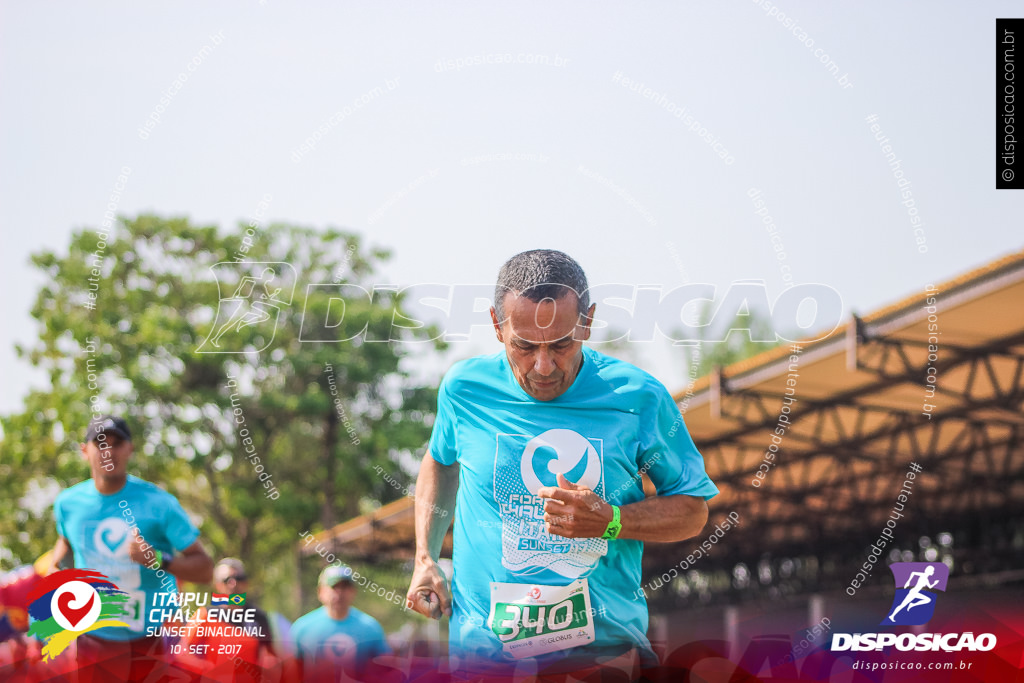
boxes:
[49,538,71,574]
[414,453,458,563]
[166,552,214,584]
[618,494,708,543]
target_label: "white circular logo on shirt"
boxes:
[520,429,601,495]
[322,633,358,664]
[93,519,132,557]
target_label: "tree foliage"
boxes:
[689,300,781,378]
[1,215,442,616]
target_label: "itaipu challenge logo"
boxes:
[26,569,130,660]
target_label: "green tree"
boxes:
[0,214,442,616]
[689,300,780,378]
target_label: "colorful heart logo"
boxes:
[29,571,127,660]
[56,590,95,630]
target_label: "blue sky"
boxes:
[1,1,1020,416]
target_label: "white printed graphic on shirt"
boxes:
[86,518,141,589]
[93,518,132,557]
[495,429,607,579]
[321,633,358,666]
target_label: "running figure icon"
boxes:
[887,565,938,622]
[209,267,285,348]
[197,262,297,354]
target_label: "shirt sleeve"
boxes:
[290,618,307,658]
[161,493,201,552]
[54,495,67,539]
[427,374,459,466]
[372,621,392,657]
[638,382,719,500]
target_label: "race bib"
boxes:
[121,589,146,631]
[488,579,596,658]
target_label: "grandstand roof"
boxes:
[679,247,1024,553]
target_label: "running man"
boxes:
[49,415,214,681]
[289,565,391,680]
[405,250,718,675]
[888,565,939,622]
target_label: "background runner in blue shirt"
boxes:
[290,565,391,678]
[49,415,214,680]
[406,250,718,675]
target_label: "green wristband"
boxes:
[152,550,163,569]
[601,505,622,540]
[160,551,173,571]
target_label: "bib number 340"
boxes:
[493,594,585,641]
[488,580,596,658]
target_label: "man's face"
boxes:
[81,434,132,478]
[490,292,595,401]
[214,566,248,600]
[318,580,356,612]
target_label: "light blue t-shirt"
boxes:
[54,475,200,641]
[291,606,390,671]
[429,347,719,668]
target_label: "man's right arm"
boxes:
[48,537,72,574]
[405,452,458,619]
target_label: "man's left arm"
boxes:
[129,535,213,583]
[540,473,708,543]
[161,540,214,583]
[162,492,214,583]
[127,490,213,583]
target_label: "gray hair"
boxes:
[493,250,590,323]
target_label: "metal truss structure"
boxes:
[644,249,1024,609]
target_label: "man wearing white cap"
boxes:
[290,565,391,678]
